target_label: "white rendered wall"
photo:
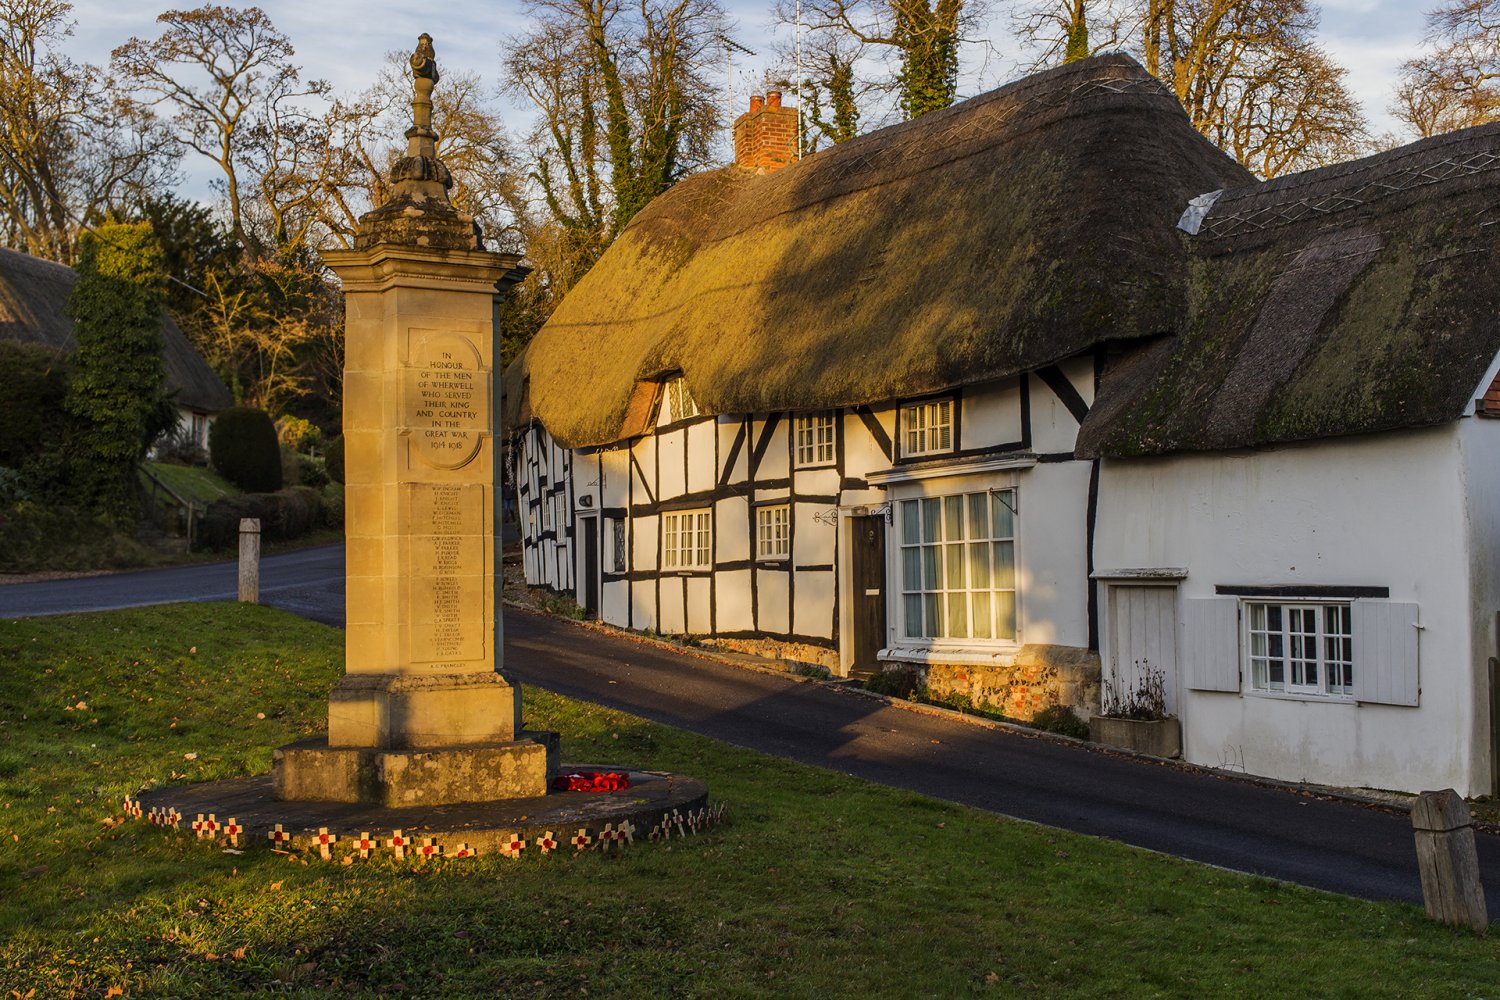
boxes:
[1458,414,1500,795]
[1095,424,1479,794]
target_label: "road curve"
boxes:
[3,546,1497,909]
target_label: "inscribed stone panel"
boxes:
[406,482,486,664]
[405,333,489,470]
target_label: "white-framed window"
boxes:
[664,377,699,423]
[609,518,627,573]
[755,504,790,560]
[901,399,954,457]
[1245,601,1353,697]
[662,508,711,570]
[794,413,836,467]
[899,489,1016,641]
[541,496,553,532]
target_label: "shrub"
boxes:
[275,414,320,452]
[321,482,344,529]
[196,486,323,550]
[1030,704,1091,740]
[0,501,153,573]
[280,444,302,489]
[154,425,208,466]
[209,407,283,493]
[324,434,344,484]
[0,341,68,468]
[298,453,330,488]
[864,665,924,700]
[63,223,172,516]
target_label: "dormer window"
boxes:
[664,377,699,423]
[902,398,954,457]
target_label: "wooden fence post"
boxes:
[1412,788,1489,932]
[238,518,261,604]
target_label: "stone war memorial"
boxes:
[131,35,709,856]
[272,31,550,808]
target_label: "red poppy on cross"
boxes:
[191,814,205,838]
[315,827,337,860]
[450,843,473,858]
[500,833,525,858]
[535,831,557,854]
[571,828,592,851]
[222,818,241,847]
[418,837,440,861]
[268,823,291,848]
[355,831,375,859]
[389,829,408,859]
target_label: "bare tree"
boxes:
[322,53,525,251]
[111,4,329,257]
[1139,0,1366,176]
[1394,0,1500,137]
[786,0,986,123]
[1009,0,1127,69]
[0,0,174,261]
[503,0,726,322]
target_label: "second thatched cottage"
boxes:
[506,55,1500,798]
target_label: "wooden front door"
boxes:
[850,514,887,678]
[580,516,599,620]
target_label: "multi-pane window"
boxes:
[665,377,699,423]
[756,505,790,560]
[899,490,1016,641]
[902,399,954,457]
[662,508,711,570]
[610,518,627,573]
[795,413,836,466]
[1246,602,1353,696]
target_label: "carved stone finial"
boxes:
[352,32,484,251]
[411,33,439,83]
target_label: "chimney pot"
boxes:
[733,93,798,174]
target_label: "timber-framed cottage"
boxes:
[507,55,1500,798]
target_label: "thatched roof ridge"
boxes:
[0,246,233,413]
[509,54,1251,448]
[1078,120,1500,457]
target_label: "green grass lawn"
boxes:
[139,462,240,506]
[0,605,1496,998]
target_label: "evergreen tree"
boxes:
[62,222,172,517]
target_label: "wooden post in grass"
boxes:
[237,518,260,603]
[1412,788,1489,932]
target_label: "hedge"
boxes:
[197,486,323,550]
[209,407,282,493]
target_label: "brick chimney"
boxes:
[734,91,799,174]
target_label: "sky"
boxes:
[57,0,1435,187]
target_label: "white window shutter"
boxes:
[1353,600,1420,707]
[1182,597,1241,692]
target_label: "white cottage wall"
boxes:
[1458,412,1500,796]
[1095,424,1479,794]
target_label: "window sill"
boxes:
[1244,689,1356,706]
[879,643,1020,666]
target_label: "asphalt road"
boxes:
[0,545,346,625]
[5,543,1498,910]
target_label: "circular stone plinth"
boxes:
[131,766,710,855]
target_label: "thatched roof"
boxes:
[507,54,1252,448]
[0,246,233,412]
[1077,122,1500,457]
